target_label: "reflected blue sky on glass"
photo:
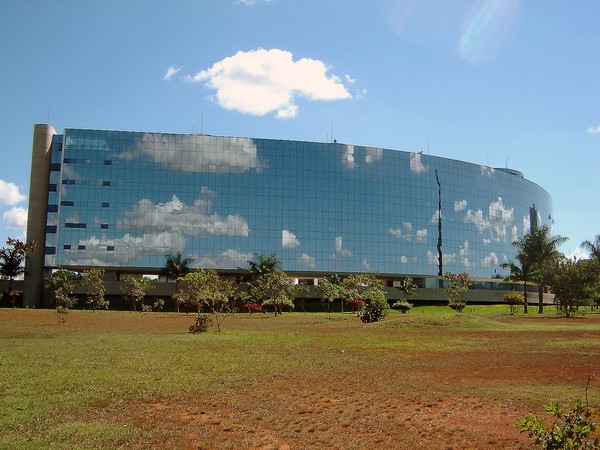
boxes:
[45,129,552,278]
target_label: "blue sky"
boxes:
[1,0,598,258]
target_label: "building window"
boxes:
[65,222,87,229]
[78,245,86,251]
[50,163,61,171]
[100,223,108,229]
[44,246,56,255]
[104,160,112,165]
[63,244,71,250]
[62,179,75,185]
[48,204,58,213]
[101,202,109,208]
[46,225,57,234]
[48,184,57,192]
[107,245,115,251]
[102,180,111,187]
[61,201,74,206]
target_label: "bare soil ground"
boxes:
[5,309,600,449]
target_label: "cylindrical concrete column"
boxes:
[23,124,56,308]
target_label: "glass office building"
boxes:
[24,125,552,306]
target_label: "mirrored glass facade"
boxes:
[41,128,552,279]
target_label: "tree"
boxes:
[542,257,600,318]
[503,225,567,314]
[121,275,155,312]
[343,274,389,323]
[82,268,107,311]
[392,277,418,313]
[240,253,282,283]
[582,234,600,261]
[318,274,346,319]
[178,269,235,331]
[244,268,301,316]
[45,268,80,321]
[160,252,194,312]
[0,238,37,307]
[443,272,474,313]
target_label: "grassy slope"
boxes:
[1,306,599,448]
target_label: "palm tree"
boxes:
[161,252,194,312]
[0,238,37,307]
[582,235,600,261]
[504,225,567,314]
[239,253,282,283]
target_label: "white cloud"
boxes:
[355,88,368,100]
[587,126,600,134]
[197,249,254,269]
[481,166,495,177]
[416,229,427,242]
[298,253,316,268]
[63,231,187,266]
[282,229,300,248]
[481,252,499,266]
[454,200,467,212]
[431,209,442,224]
[403,222,412,231]
[483,238,491,245]
[459,240,472,268]
[389,228,402,238]
[522,215,531,235]
[362,259,371,271]
[0,179,26,206]
[427,250,455,265]
[342,145,355,169]
[3,206,27,230]
[164,66,182,81]
[119,133,264,174]
[400,256,408,264]
[333,236,352,257]
[409,152,428,174]
[464,196,514,242]
[567,247,590,260]
[187,48,351,119]
[365,147,383,164]
[344,74,356,83]
[118,193,250,237]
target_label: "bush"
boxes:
[188,314,213,333]
[504,291,525,315]
[392,300,413,313]
[242,302,262,313]
[346,299,365,313]
[516,398,599,449]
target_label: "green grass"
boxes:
[1,306,599,448]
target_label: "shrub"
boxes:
[392,300,413,314]
[188,314,213,333]
[443,272,474,313]
[346,299,365,313]
[504,291,525,315]
[516,399,599,449]
[243,302,262,314]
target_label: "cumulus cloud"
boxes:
[459,240,472,268]
[481,252,499,266]
[400,256,408,264]
[341,145,355,169]
[464,196,514,242]
[197,249,254,269]
[3,206,27,230]
[164,66,182,81]
[431,209,442,224]
[567,247,590,260]
[481,166,495,177]
[282,229,300,248]
[587,126,600,134]
[0,179,26,206]
[119,133,264,174]
[332,236,352,258]
[427,250,455,265]
[362,259,371,271]
[187,48,351,119]
[416,229,427,242]
[454,200,467,212]
[409,152,428,174]
[63,231,186,266]
[483,238,491,245]
[365,147,383,163]
[389,228,403,238]
[118,193,250,237]
[298,253,316,269]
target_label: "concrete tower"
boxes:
[23,124,55,308]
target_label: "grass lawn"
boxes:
[1,306,599,449]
